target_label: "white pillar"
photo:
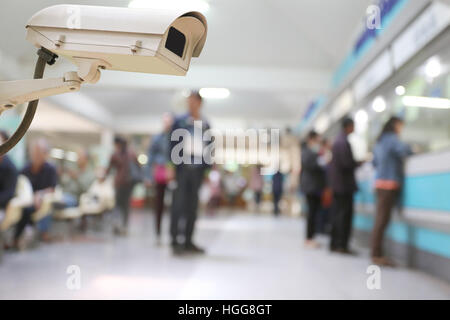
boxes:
[99,129,114,168]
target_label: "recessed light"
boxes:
[395,85,405,96]
[372,96,386,113]
[355,109,368,124]
[425,57,441,79]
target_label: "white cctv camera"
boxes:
[26,5,208,80]
[0,4,207,155]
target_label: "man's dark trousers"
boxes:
[330,193,354,251]
[170,164,204,246]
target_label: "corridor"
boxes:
[1,212,448,300]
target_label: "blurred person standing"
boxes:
[249,164,264,212]
[329,118,360,254]
[371,117,412,266]
[14,138,58,247]
[223,169,245,209]
[317,138,333,234]
[0,131,18,219]
[169,91,211,254]
[145,112,173,242]
[105,136,140,236]
[272,170,284,216]
[300,131,326,248]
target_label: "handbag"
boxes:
[153,164,168,185]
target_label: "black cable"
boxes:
[0,49,56,156]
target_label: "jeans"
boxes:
[62,193,78,208]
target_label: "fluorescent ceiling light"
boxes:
[372,96,386,113]
[199,88,230,99]
[128,0,209,13]
[402,96,450,109]
[50,148,64,159]
[65,151,78,162]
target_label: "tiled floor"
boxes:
[0,211,449,299]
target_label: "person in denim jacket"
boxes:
[372,116,412,266]
[145,112,173,242]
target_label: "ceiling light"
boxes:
[138,154,148,165]
[314,114,330,134]
[128,0,210,13]
[199,88,230,99]
[425,57,442,78]
[66,151,78,162]
[355,109,368,124]
[50,148,64,160]
[372,96,386,113]
[395,85,405,96]
[402,96,450,109]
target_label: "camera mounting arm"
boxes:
[0,48,107,156]
[0,72,82,114]
[0,55,109,113]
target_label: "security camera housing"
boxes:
[0,5,208,156]
[26,5,208,77]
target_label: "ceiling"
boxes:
[0,0,373,133]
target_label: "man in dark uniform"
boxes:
[169,91,211,255]
[329,118,361,254]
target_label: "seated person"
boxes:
[223,170,246,209]
[0,131,18,223]
[59,150,95,209]
[80,168,115,213]
[14,138,58,247]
